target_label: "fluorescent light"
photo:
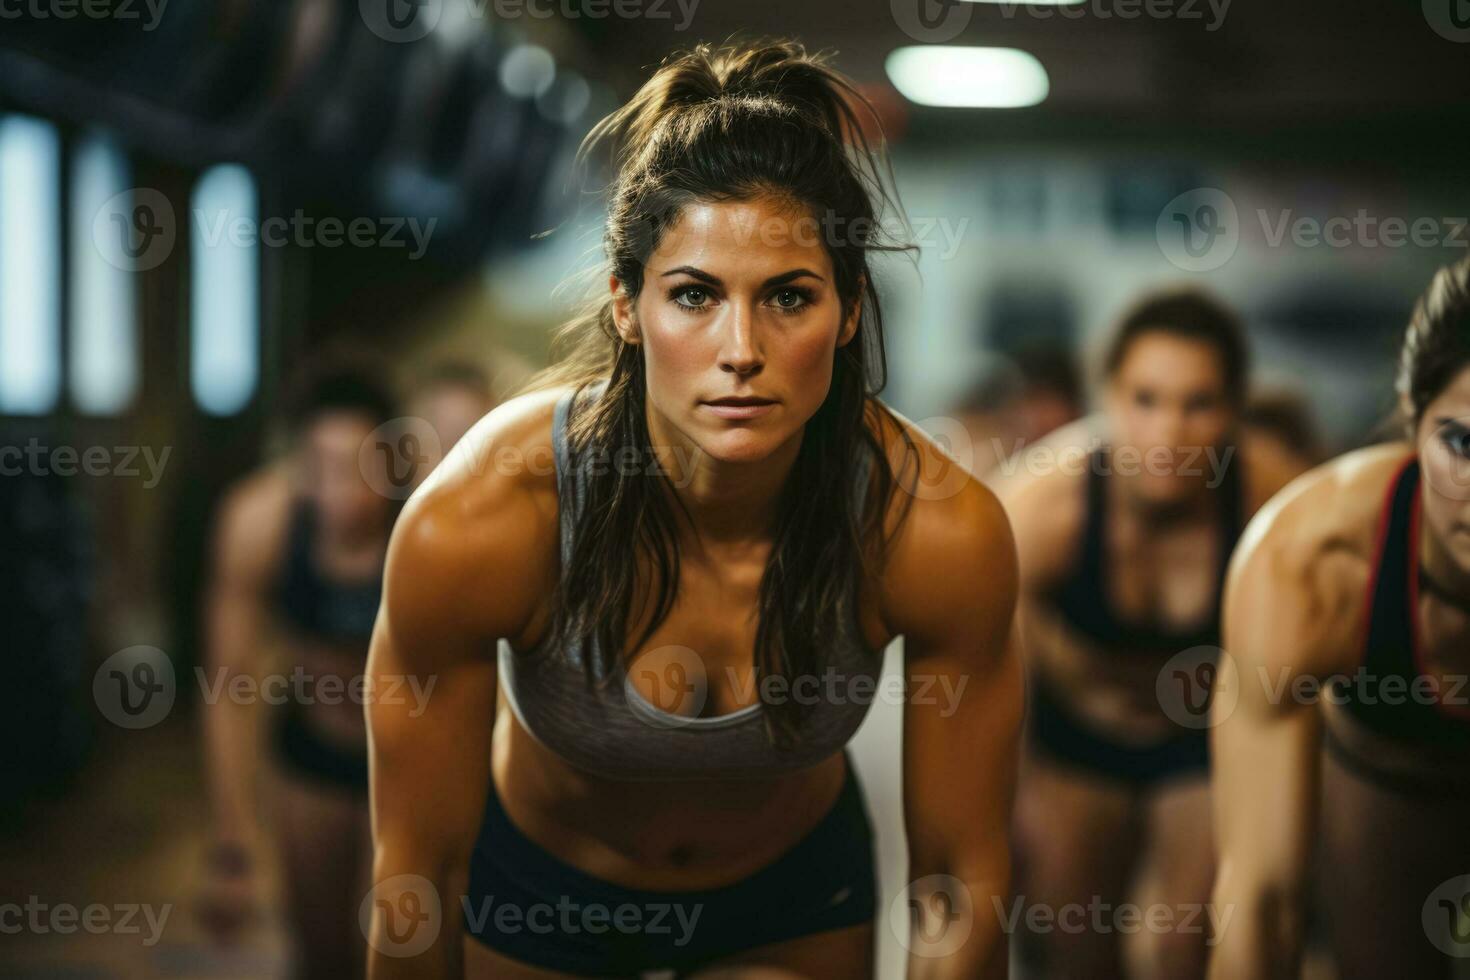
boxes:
[886,46,1050,109]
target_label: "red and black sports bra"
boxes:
[1333,457,1470,749]
[1043,445,1245,658]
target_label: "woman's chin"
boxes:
[699,431,782,465]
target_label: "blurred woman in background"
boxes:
[1211,257,1470,980]
[997,289,1308,978]
[197,363,397,979]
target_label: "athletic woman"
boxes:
[1211,257,1470,979]
[198,365,397,978]
[366,42,1022,979]
[997,289,1307,978]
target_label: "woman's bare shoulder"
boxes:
[868,399,1088,591]
[384,386,572,654]
[1235,442,1409,577]
[864,397,1018,647]
[1225,442,1412,674]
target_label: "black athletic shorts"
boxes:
[272,700,369,796]
[463,753,878,977]
[1028,674,1209,787]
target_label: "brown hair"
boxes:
[1102,286,1249,406]
[1398,256,1470,435]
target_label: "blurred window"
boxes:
[190,164,259,416]
[0,115,63,415]
[70,130,140,415]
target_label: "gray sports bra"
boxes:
[497,382,884,781]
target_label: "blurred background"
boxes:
[1,0,1467,976]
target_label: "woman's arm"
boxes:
[1208,488,1358,980]
[885,473,1024,979]
[366,406,559,979]
[198,470,290,934]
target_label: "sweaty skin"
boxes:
[366,198,1023,980]
[1210,433,1470,980]
[365,396,1022,980]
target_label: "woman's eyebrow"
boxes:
[656,267,827,288]
[762,269,825,287]
[659,266,721,285]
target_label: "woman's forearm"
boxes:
[201,589,267,847]
[903,858,1010,980]
[1207,877,1305,980]
[366,850,466,980]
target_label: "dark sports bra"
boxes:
[1332,458,1470,748]
[275,502,383,647]
[1044,446,1244,655]
[497,382,884,781]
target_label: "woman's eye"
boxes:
[1133,391,1157,409]
[673,286,710,308]
[770,288,808,311]
[1185,395,1217,414]
[1443,427,1470,459]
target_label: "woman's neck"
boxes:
[647,406,803,554]
[1419,507,1470,609]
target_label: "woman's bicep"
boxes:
[366,604,497,876]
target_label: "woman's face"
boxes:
[1415,364,1470,571]
[1105,330,1237,505]
[611,195,860,466]
[300,410,392,537]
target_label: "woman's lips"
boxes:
[701,400,777,420]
